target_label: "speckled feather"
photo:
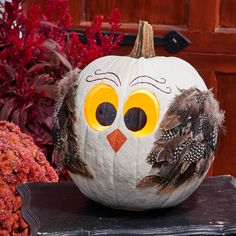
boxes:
[52,68,93,178]
[137,88,224,192]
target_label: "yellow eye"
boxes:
[123,89,160,137]
[84,83,118,131]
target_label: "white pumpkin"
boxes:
[53,21,224,210]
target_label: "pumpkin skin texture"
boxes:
[69,56,206,210]
[53,22,224,210]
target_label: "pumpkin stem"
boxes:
[129,20,156,58]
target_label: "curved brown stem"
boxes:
[129,20,156,58]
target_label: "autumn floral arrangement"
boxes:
[0,0,123,158]
[0,121,59,235]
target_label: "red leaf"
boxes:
[40,20,59,29]
[0,63,15,80]
[22,102,34,112]
[35,83,58,100]
[34,74,59,99]
[11,108,20,126]
[44,116,53,129]
[19,108,28,132]
[27,63,52,74]
[53,51,72,70]
[0,98,15,120]
[42,39,61,52]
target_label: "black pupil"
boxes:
[124,107,147,132]
[96,102,116,126]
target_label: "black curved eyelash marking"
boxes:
[130,81,172,94]
[86,69,121,87]
[129,76,167,85]
[129,75,172,94]
[95,69,121,86]
[86,75,119,87]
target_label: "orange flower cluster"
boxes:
[0,121,58,235]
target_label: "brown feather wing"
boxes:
[52,69,93,178]
[137,88,224,192]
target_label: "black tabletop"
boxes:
[17,175,236,236]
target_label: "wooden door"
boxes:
[27,0,236,176]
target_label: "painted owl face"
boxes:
[69,55,208,210]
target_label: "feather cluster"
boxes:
[52,69,93,178]
[138,88,224,192]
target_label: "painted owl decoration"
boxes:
[53,21,224,210]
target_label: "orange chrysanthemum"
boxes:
[0,121,58,235]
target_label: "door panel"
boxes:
[82,0,186,25]
[214,73,236,175]
[220,0,236,28]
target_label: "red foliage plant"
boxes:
[0,0,123,159]
[0,121,58,235]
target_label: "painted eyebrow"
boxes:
[86,69,121,87]
[129,75,172,94]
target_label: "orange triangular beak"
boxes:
[107,129,127,153]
